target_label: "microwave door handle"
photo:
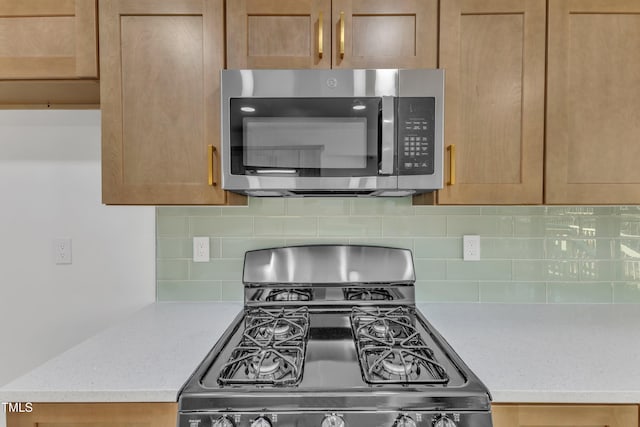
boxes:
[380,96,395,175]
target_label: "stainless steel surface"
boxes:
[243,245,415,286]
[178,245,492,427]
[380,95,395,175]
[220,69,444,197]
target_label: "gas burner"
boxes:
[344,288,395,301]
[266,288,313,302]
[218,346,304,385]
[350,307,450,384]
[264,323,291,338]
[372,321,392,337]
[243,307,309,346]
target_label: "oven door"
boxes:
[224,96,397,194]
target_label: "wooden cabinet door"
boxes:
[492,404,639,427]
[7,402,177,427]
[227,0,331,69]
[100,0,234,205]
[546,0,640,204]
[331,0,437,69]
[0,0,97,79]
[435,0,545,204]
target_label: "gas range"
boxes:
[178,245,492,427]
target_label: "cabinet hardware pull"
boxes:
[318,12,323,58]
[339,11,345,59]
[447,144,456,186]
[208,145,217,186]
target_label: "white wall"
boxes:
[0,110,155,387]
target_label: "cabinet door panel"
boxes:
[492,404,639,427]
[332,0,437,68]
[120,15,204,187]
[436,0,545,204]
[6,402,176,427]
[227,0,331,69]
[0,0,97,79]
[546,0,640,204]
[100,0,228,204]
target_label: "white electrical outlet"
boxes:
[463,235,480,261]
[193,236,210,262]
[54,238,72,265]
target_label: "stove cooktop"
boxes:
[178,245,492,427]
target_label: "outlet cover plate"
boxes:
[54,238,72,265]
[193,236,210,262]
[463,235,480,261]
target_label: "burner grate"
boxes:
[266,288,313,302]
[350,307,449,385]
[344,288,395,301]
[218,307,309,386]
[243,306,309,347]
[217,346,304,385]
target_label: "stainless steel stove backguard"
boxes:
[243,245,415,286]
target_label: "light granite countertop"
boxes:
[0,302,243,403]
[1,302,639,404]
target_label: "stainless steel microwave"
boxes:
[221,69,444,197]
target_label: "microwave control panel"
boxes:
[397,97,435,175]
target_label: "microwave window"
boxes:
[229,97,381,177]
[243,118,367,169]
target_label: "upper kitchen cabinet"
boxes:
[331,0,437,69]
[434,0,546,204]
[546,0,640,204]
[0,0,99,106]
[100,0,243,205]
[226,0,437,69]
[227,0,332,69]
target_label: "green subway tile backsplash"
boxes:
[157,198,640,303]
[157,281,221,301]
[382,216,446,236]
[479,282,547,303]
[547,282,613,304]
[318,216,382,237]
[415,281,479,302]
